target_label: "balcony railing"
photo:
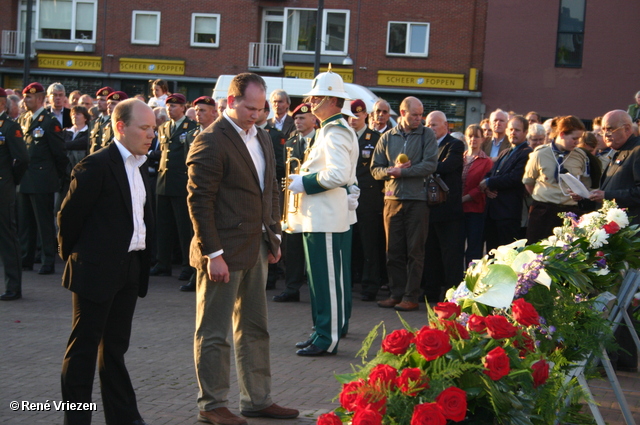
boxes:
[248,42,283,72]
[2,30,36,58]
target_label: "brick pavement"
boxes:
[1,262,638,424]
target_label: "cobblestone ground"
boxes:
[1,262,638,424]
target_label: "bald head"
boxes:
[426,110,448,139]
[602,110,633,150]
[399,97,424,131]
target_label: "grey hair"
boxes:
[47,82,66,95]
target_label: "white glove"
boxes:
[288,174,305,194]
[347,184,360,210]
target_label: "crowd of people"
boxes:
[1,72,639,424]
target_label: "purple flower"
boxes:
[596,258,607,268]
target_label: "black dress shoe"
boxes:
[361,293,376,301]
[150,265,171,276]
[272,291,300,302]
[38,265,55,275]
[180,281,196,292]
[296,344,335,356]
[295,337,313,349]
[0,291,22,301]
[178,268,194,281]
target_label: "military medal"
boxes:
[33,127,44,138]
[179,133,187,144]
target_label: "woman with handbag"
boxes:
[461,124,493,266]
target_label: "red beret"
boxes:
[292,103,312,118]
[23,82,44,95]
[107,91,128,101]
[96,86,114,97]
[0,87,6,98]
[350,99,367,114]
[166,93,187,104]
[193,96,215,106]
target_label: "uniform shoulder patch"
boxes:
[15,129,23,138]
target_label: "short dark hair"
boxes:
[510,115,529,133]
[71,105,91,123]
[228,73,266,101]
[335,98,345,108]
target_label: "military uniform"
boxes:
[88,87,114,154]
[0,108,29,299]
[289,112,358,354]
[155,112,197,276]
[352,126,385,299]
[18,85,69,272]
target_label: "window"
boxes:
[387,22,430,57]
[38,0,96,42]
[191,13,220,48]
[283,8,349,54]
[555,0,585,68]
[131,11,161,45]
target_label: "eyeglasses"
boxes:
[597,126,625,138]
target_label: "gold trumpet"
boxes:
[281,146,301,231]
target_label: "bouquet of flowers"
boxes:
[319,301,573,425]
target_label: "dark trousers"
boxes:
[464,212,486,266]
[61,251,143,425]
[526,201,580,245]
[0,187,22,292]
[422,218,465,303]
[384,200,428,303]
[484,216,521,253]
[156,194,192,270]
[18,192,56,267]
[353,209,386,296]
[283,232,306,294]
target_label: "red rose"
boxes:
[317,412,342,425]
[531,359,549,388]
[415,326,452,361]
[467,314,487,333]
[411,402,447,425]
[485,315,517,339]
[354,392,387,415]
[382,329,414,355]
[352,408,383,425]
[368,364,397,391]
[511,298,540,327]
[604,221,620,234]
[396,367,429,395]
[483,346,511,381]
[441,320,470,340]
[435,387,468,422]
[339,379,364,411]
[513,330,535,357]
[434,302,461,320]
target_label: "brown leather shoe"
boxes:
[394,300,419,311]
[241,403,299,419]
[377,298,401,308]
[198,407,248,425]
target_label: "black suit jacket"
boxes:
[485,142,532,221]
[263,123,286,181]
[48,107,72,129]
[601,136,640,225]
[268,114,295,139]
[429,134,465,223]
[58,143,153,302]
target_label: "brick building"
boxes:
[1,0,486,129]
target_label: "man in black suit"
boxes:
[480,115,532,251]
[58,98,154,425]
[0,88,29,301]
[46,82,72,129]
[18,82,68,275]
[151,93,197,281]
[348,99,385,301]
[268,89,295,139]
[422,110,465,303]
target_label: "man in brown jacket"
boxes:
[186,73,298,425]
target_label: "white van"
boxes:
[212,75,397,119]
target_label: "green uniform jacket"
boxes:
[18,109,68,194]
[0,112,29,187]
[157,117,197,196]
